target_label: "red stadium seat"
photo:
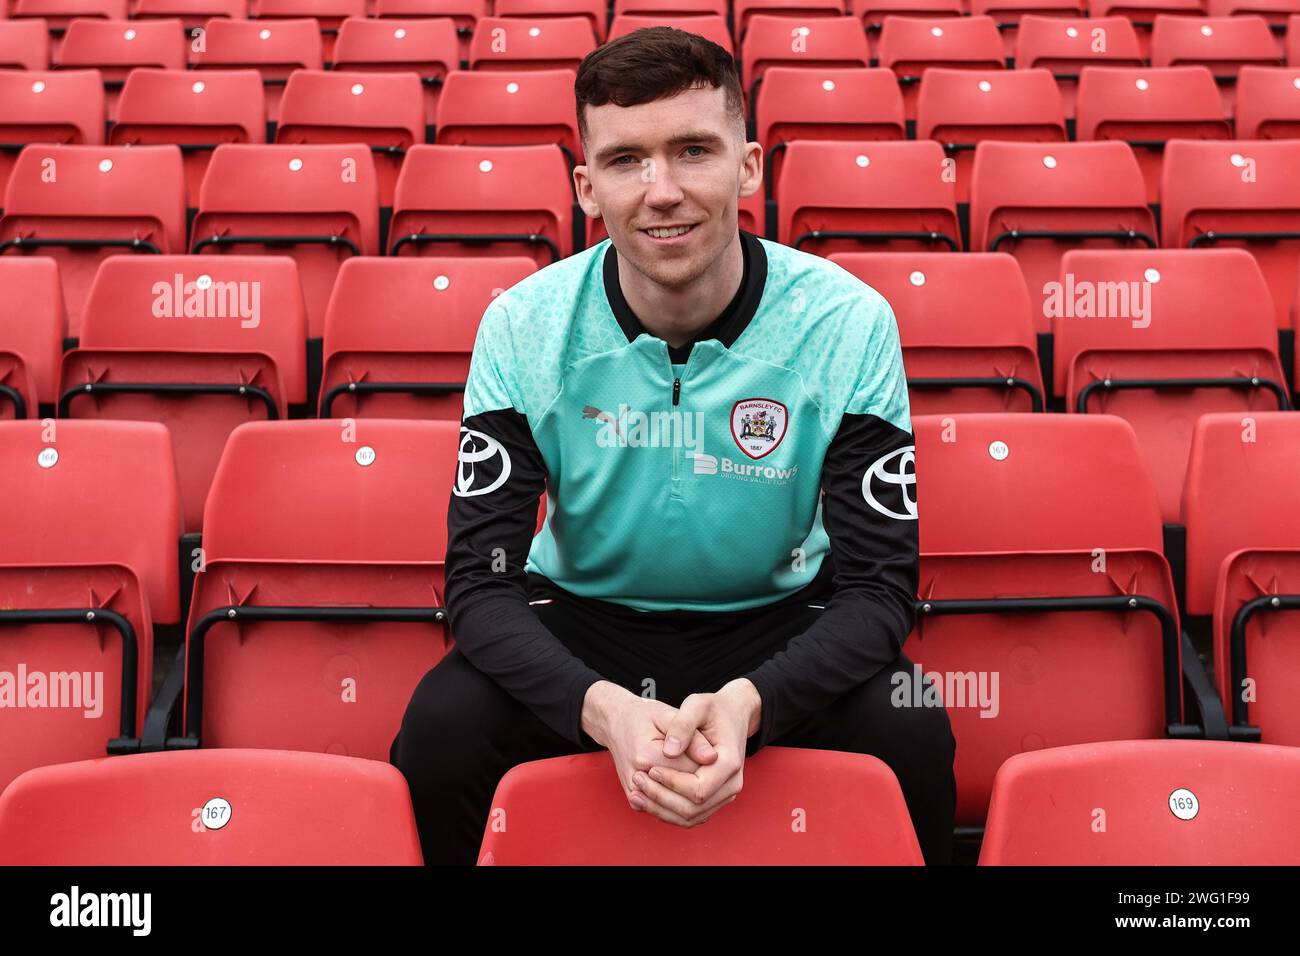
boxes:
[0,750,423,864]
[110,68,266,204]
[192,143,379,338]
[1161,138,1300,329]
[176,419,455,758]
[320,255,536,419]
[132,0,245,32]
[1183,412,1300,744]
[741,14,870,113]
[191,17,323,121]
[1210,0,1298,56]
[391,143,574,265]
[734,0,846,40]
[435,69,582,167]
[0,19,53,70]
[607,13,734,51]
[980,740,1300,864]
[1088,0,1206,59]
[375,0,486,63]
[0,258,66,417]
[9,0,129,37]
[0,419,181,792]
[0,70,105,202]
[495,0,608,42]
[248,0,366,60]
[478,748,924,865]
[1015,15,1144,117]
[756,68,905,194]
[468,15,596,73]
[55,19,188,120]
[969,140,1155,331]
[878,15,1005,120]
[830,252,1044,412]
[852,0,963,61]
[0,144,186,338]
[58,255,308,532]
[1075,65,1230,203]
[1235,64,1300,136]
[1057,249,1287,522]
[276,70,425,206]
[777,139,961,256]
[613,0,727,15]
[971,0,1084,59]
[916,68,1066,203]
[1150,15,1280,115]
[332,17,459,126]
[913,413,1186,826]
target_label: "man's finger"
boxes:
[655,754,740,805]
[685,729,718,764]
[633,769,734,821]
[660,696,710,759]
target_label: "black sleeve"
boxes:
[741,411,918,754]
[444,406,606,747]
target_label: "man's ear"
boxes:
[738,140,763,200]
[573,164,601,219]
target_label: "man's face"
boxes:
[573,84,762,291]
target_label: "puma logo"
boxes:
[581,404,622,435]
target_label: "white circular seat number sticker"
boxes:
[1168,788,1198,821]
[202,797,232,830]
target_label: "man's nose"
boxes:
[643,158,684,208]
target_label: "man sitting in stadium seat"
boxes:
[390,26,956,865]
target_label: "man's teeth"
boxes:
[647,225,692,238]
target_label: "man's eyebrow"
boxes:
[592,131,727,165]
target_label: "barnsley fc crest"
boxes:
[730,398,788,460]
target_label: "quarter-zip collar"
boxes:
[603,229,768,363]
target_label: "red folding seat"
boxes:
[248,0,366,60]
[734,0,846,41]
[170,419,456,758]
[777,140,961,257]
[852,0,963,60]
[0,419,180,792]
[1289,12,1300,62]
[1076,66,1230,203]
[192,143,379,338]
[829,252,1043,412]
[191,17,323,121]
[980,740,1300,864]
[320,256,536,419]
[0,144,186,338]
[607,13,733,51]
[1183,412,1300,745]
[0,70,104,202]
[971,0,1084,59]
[435,69,582,168]
[479,749,924,865]
[586,188,767,244]
[916,68,1066,204]
[332,17,459,127]
[9,0,129,39]
[375,0,486,62]
[0,19,53,70]
[1088,0,1207,58]
[0,750,423,864]
[132,0,246,32]
[1236,64,1300,136]
[276,70,424,206]
[1162,139,1300,330]
[0,259,65,419]
[879,15,1005,120]
[969,140,1155,330]
[741,14,870,114]
[468,16,596,73]
[55,19,188,120]
[1056,249,1287,521]
[1210,0,1298,56]
[613,0,727,15]
[110,69,265,204]
[756,68,905,194]
[1015,16,1144,117]
[59,255,308,531]
[391,143,573,265]
[495,0,608,42]
[913,413,1190,827]
[1151,15,1280,115]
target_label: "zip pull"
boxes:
[672,377,681,406]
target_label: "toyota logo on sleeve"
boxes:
[454,427,512,497]
[862,445,917,520]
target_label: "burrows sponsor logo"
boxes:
[689,451,798,485]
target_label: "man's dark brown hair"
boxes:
[574,27,745,145]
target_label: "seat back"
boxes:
[852,0,965,60]
[735,0,848,39]
[373,0,487,61]
[608,14,734,50]
[468,15,596,72]
[248,0,367,60]
[1236,65,1300,137]
[0,257,66,415]
[0,19,53,70]
[333,17,461,126]
[0,69,104,204]
[1015,15,1144,116]
[192,18,324,121]
[1087,0,1208,58]
[970,0,1085,59]
[495,0,609,41]
[435,68,582,167]
[132,0,245,30]
[10,0,130,34]
[55,18,188,121]
[741,14,871,112]
[879,15,1006,119]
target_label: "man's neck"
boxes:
[615,231,745,349]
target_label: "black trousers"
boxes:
[391,577,957,865]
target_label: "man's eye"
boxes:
[684,145,707,158]
[612,155,636,166]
